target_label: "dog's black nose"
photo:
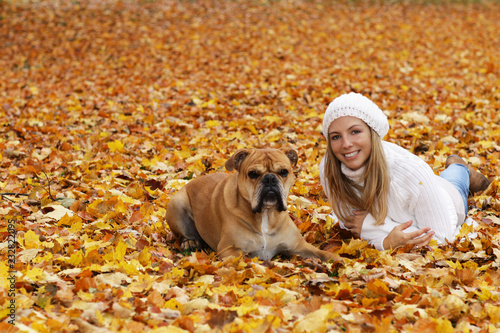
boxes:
[262,174,278,185]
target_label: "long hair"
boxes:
[324,128,390,226]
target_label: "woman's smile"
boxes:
[344,151,360,159]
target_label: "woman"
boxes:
[319,92,490,250]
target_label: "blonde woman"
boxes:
[319,93,490,250]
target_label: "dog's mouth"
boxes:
[253,188,286,213]
[263,191,278,205]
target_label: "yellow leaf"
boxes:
[477,140,494,149]
[139,247,151,267]
[23,230,41,249]
[29,85,39,95]
[107,140,125,152]
[95,310,105,326]
[120,260,140,275]
[192,96,203,106]
[0,308,11,322]
[228,298,259,316]
[174,147,192,159]
[446,260,463,270]
[485,303,500,324]
[476,281,497,301]
[70,221,83,233]
[171,267,184,278]
[338,239,369,256]
[165,298,183,311]
[145,186,158,196]
[150,326,190,333]
[24,266,44,281]
[77,291,94,301]
[114,241,128,262]
[294,308,329,333]
[68,250,84,266]
[462,261,478,270]
[458,222,474,238]
[31,323,49,333]
[263,115,281,124]
[115,198,129,212]
[128,274,154,293]
[247,124,258,135]
[33,252,53,264]
[435,318,454,333]
[322,87,334,96]
[205,120,221,127]
[58,213,81,227]
[0,262,9,284]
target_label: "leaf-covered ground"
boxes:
[1,0,500,332]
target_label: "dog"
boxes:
[165,147,338,262]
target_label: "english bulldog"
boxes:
[166,147,338,262]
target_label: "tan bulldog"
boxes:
[165,147,339,262]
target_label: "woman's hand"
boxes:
[382,220,435,250]
[343,210,368,238]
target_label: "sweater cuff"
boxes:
[368,237,386,251]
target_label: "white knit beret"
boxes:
[322,92,389,138]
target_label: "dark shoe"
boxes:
[445,155,490,195]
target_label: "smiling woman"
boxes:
[319,93,491,251]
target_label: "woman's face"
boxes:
[328,116,372,171]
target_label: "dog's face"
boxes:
[225,148,298,213]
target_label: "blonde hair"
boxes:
[324,128,390,226]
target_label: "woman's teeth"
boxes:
[345,151,358,158]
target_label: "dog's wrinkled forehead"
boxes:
[226,148,298,172]
[244,150,290,170]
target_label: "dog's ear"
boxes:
[225,149,250,171]
[281,147,298,167]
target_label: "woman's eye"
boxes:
[330,135,340,141]
[279,169,289,177]
[248,171,259,179]
[352,130,361,135]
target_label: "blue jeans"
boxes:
[440,163,470,215]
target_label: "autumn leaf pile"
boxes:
[1,0,500,331]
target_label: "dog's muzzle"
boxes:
[253,174,286,213]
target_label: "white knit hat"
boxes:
[322,92,389,138]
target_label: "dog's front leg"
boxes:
[217,238,246,259]
[290,239,341,262]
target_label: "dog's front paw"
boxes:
[180,239,204,252]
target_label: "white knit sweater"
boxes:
[320,141,467,250]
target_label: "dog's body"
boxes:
[166,148,338,261]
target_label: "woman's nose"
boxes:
[342,137,352,148]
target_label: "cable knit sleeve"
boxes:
[388,147,459,244]
[406,168,458,243]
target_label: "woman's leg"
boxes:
[445,155,490,194]
[440,162,470,215]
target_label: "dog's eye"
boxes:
[279,169,289,177]
[248,171,259,179]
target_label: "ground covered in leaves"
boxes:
[1,0,500,332]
